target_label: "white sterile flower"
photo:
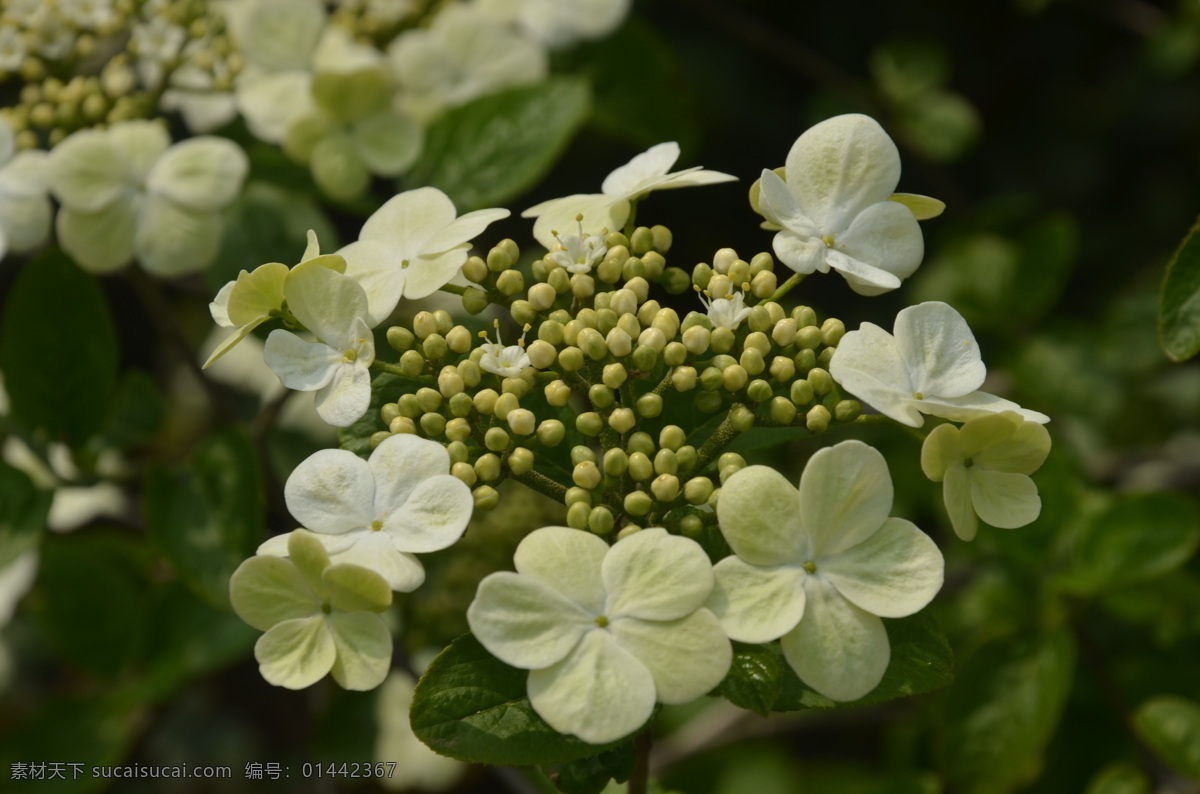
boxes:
[0,120,52,260]
[478,323,532,377]
[337,186,510,326]
[230,529,394,690]
[475,0,631,48]
[921,411,1051,541]
[523,141,736,250]
[710,440,944,702]
[547,218,607,273]
[1,435,128,533]
[700,290,752,331]
[258,434,473,591]
[757,114,929,296]
[387,4,547,123]
[375,671,465,791]
[262,264,375,427]
[829,301,1050,428]
[468,526,731,744]
[46,121,248,275]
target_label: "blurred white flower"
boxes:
[0,119,52,260]
[375,671,466,791]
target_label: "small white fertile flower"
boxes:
[921,411,1051,541]
[46,121,248,276]
[262,264,375,427]
[130,16,186,89]
[337,186,509,326]
[830,301,1050,428]
[0,119,52,260]
[523,142,736,250]
[468,526,731,744]
[478,324,532,377]
[757,114,932,296]
[710,440,944,702]
[258,434,473,592]
[547,219,607,274]
[700,290,752,331]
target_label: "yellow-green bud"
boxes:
[692,262,714,290]
[651,225,673,252]
[766,301,786,324]
[631,345,658,372]
[699,366,724,392]
[423,333,448,360]
[727,259,751,289]
[713,248,738,274]
[719,464,742,484]
[588,506,615,535]
[462,287,489,314]
[629,432,655,455]
[544,379,571,407]
[548,267,571,294]
[835,399,862,423]
[493,392,519,419]
[507,408,536,436]
[608,407,637,434]
[531,259,550,282]
[710,326,735,354]
[730,403,756,432]
[770,396,798,425]
[597,247,626,283]
[474,453,501,482]
[381,403,401,424]
[771,319,797,348]
[577,308,599,329]
[636,300,661,328]
[448,392,473,417]
[538,320,565,345]
[398,394,421,418]
[565,486,591,507]
[485,427,511,451]
[537,419,566,447]
[610,288,637,316]
[723,364,749,392]
[707,274,733,299]
[817,347,836,369]
[748,306,773,333]
[487,242,515,272]
[589,383,614,409]
[682,326,711,355]
[606,327,633,358]
[795,325,823,349]
[370,430,391,448]
[659,425,686,451]
[638,327,667,353]
[794,348,817,373]
[628,451,654,481]
[821,318,846,347]
[413,312,439,339]
[567,501,591,530]
[662,342,687,367]
[473,485,500,511]
[390,416,417,435]
[617,312,641,339]
[617,524,642,540]
[654,448,678,475]
[662,267,691,294]
[509,300,537,326]
[641,251,666,280]
[580,328,608,360]
[596,307,618,334]
[528,282,557,311]
[434,311,453,334]
[740,348,765,376]
[558,346,585,372]
[636,393,663,418]
[694,391,723,413]
[415,387,442,413]
[808,367,833,395]
[806,405,831,434]
[400,349,425,376]
[625,276,650,303]
[577,412,603,436]
[770,356,796,383]
[447,441,469,464]
[651,474,680,503]
[603,363,628,389]
[387,326,415,352]
[458,360,482,387]
[751,271,777,299]
[573,461,602,490]
[750,251,775,274]
[680,514,704,539]
[445,417,472,442]
[744,332,771,356]
[622,256,646,280]
[672,366,697,391]
[526,339,557,369]
[719,452,746,471]
[675,445,698,473]
[790,380,815,406]
[793,306,818,326]
[684,476,714,505]
[654,307,680,336]
[603,448,629,476]
[508,447,535,476]
[747,379,773,403]
[463,255,488,283]
[630,226,654,255]
[570,273,595,298]
[474,388,499,414]
[419,412,446,436]
[624,490,653,516]
[451,461,477,486]
[445,325,472,354]
[504,375,532,397]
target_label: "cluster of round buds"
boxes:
[365,229,860,540]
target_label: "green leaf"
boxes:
[338,371,428,457]
[144,427,263,607]
[0,460,50,568]
[1132,695,1200,778]
[1057,492,1200,595]
[548,741,638,794]
[773,611,954,711]
[1085,762,1151,794]
[715,641,783,716]
[0,249,118,446]
[1159,214,1200,362]
[942,629,1076,794]
[407,77,592,211]
[410,633,639,766]
[99,369,165,449]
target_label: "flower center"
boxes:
[821,234,836,247]
[401,259,410,269]
[370,520,383,531]
[963,457,974,469]
[595,615,609,628]
[912,392,924,400]
[321,603,332,614]
[343,349,358,362]
[803,560,817,574]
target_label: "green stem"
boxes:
[766,271,807,303]
[438,283,468,296]
[513,469,568,503]
[694,412,740,473]
[627,729,653,794]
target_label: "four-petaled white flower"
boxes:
[523,141,736,250]
[262,264,375,427]
[478,325,532,377]
[259,434,473,591]
[468,526,731,744]
[45,120,248,275]
[921,411,1051,541]
[700,289,752,331]
[756,114,929,296]
[337,186,510,326]
[709,440,945,702]
[829,301,1050,428]
[0,119,52,261]
[230,529,394,691]
[547,220,607,274]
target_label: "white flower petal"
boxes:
[894,301,986,398]
[361,187,457,252]
[56,198,138,273]
[327,610,393,690]
[758,169,815,235]
[829,322,923,426]
[970,469,1041,529]
[601,141,680,197]
[240,0,326,72]
[820,518,943,618]
[422,207,511,254]
[385,474,472,552]
[526,193,628,251]
[798,441,894,557]
[780,577,889,702]
[918,391,1051,426]
[771,231,828,275]
[610,610,731,704]
[264,330,339,391]
[315,361,371,427]
[0,149,49,195]
[973,418,1051,473]
[708,556,806,643]
[467,571,594,669]
[337,239,404,327]
[513,526,608,615]
[255,614,335,689]
[147,136,248,211]
[400,247,471,300]
[527,628,655,745]
[284,447,375,533]
[330,532,426,592]
[230,555,321,631]
[107,121,171,183]
[235,70,314,144]
[716,465,804,566]
[943,465,978,541]
[134,197,222,277]
[824,249,902,293]
[285,265,370,345]
[0,191,52,253]
[603,528,714,621]
[369,434,452,511]
[834,201,923,294]
[352,109,423,177]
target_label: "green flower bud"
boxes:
[445,417,472,442]
[589,383,615,409]
[381,402,401,424]
[596,308,619,334]
[651,474,680,503]
[609,407,637,434]
[835,399,862,423]
[458,360,482,387]
[653,308,680,339]
[790,379,814,406]
[573,460,602,489]
[420,412,446,437]
[654,448,678,476]
[719,464,742,484]
[462,287,489,315]
[528,282,557,311]
[638,328,667,354]
[792,306,818,327]
[694,390,724,413]
[565,487,591,507]
[487,243,514,272]
[463,255,488,282]
[473,485,500,511]
[682,325,711,355]
[509,300,537,326]
[507,408,536,436]
[397,394,421,418]
[625,277,650,303]
[545,379,571,407]
[662,267,691,294]
[769,356,796,383]
[821,317,846,347]
[742,332,769,356]
[442,326,470,355]
[475,453,501,482]
[692,262,714,290]
[444,393,470,419]
[567,501,591,530]
[571,273,595,299]
[451,461,477,486]
[804,404,832,434]
[750,251,775,275]
[747,306,772,333]
[628,432,655,455]
[750,270,777,299]
[594,292,613,311]
[434,311,453,334]
[577,412,603,436]
[651,225,673,253]
[617,524,643,540]
[718,452,746,472]
[713,248,738,274]
[606,327,633,358]
[446,441,469,464]
[507,447,535,476]
[390,416,417,435]
[609,288,636,317]
[538,320,565,345]
[423,333,448,361]
[622,256,646,281]
[369,430,391,449]
[416,387,442,413]
[684,476,714,505]
[659,341,686,367]
[485,427,511,452]
[700,366,724,392]
[746,379,773,403]
[628,451,654,481]
[547,267,571,294]
[597,248,626,283]
[707,274,733,299]
[603,448,629,477]
[817,347,835,369]
[602,363,628,389]
[680,514,704,539]
[794,348,817,373]
[771,319,797,348]
[672,366,697,391]
[630,226,654,255]
[710,326,735,354]
[617,312,641,339]
[808,367,833,396]
[770,396,798,425]
[580,328,608,361]
[631,344,659,372]
[675,445,697,473]
[740,348,766,377]
[656,425,684,451]
[531,259,550,283]
[563,320,584,346]
[723,364,749,392]
[641,251,666,280]
[730,403,756,432]
[588,505,615,535]
[624,490,653,516]
[399,349,425,376]
[606,231,631,250]
[765,302,786,324]
[559,346,585,372]
[636,299,661,327]
[537,419,566,447]
[526,339,557,369]
[727,259,751,289]
[494,392,519,419]
[386,326,415,352]
[413,311,439,339]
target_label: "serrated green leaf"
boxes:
[1057,492,1200,595]
[410,633,638,766]
[1159,214,1200,362]
[407,77,592,211]
[1132,695,1200,778]
[0,250,118,446]
[143,428,262,607]
[715,641,783,715]
[0,460,49,568]
[773,611,953,711]
[338,371,428,457]
[943,629,1075,794]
